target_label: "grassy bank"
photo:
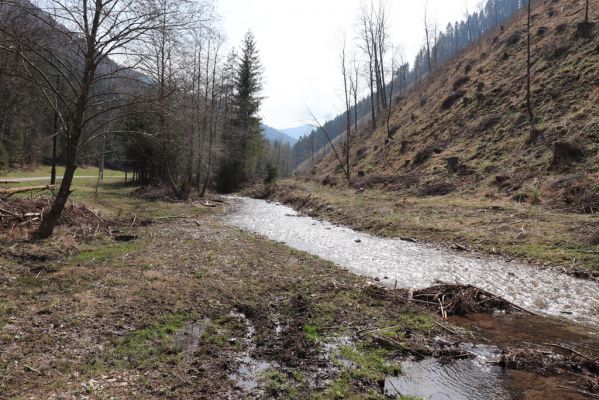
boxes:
[0,180,446,399]
[1,165,125,180]
[252,179,599,273]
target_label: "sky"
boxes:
[217,0,481,130]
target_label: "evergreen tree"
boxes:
[217,31,264,192]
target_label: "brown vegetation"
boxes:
[304,0,599,216]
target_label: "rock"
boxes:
[355,188,365,194]
[537,26,549,36]
[355,239,362,243]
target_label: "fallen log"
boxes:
[0,180,20,184]
[0,185,55,198]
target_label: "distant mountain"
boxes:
[261,125,297,146]
[281,125,314,141]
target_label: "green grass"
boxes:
[338,345,401,382]
[74,240,139,263]
[0,165,124,180]
[112,312,192,368]
[261,369,301,399]
[303,324,320,341]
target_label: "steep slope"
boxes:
[262,124,297,146]
[307,0,599,214]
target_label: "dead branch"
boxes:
[0,185,55,198]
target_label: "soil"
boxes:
[1,188,597,399]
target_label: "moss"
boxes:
[112,312,192,368]
[303,324,320,341]
[74,241,139,263]
[338,345,401,382]
[261,369,300,399]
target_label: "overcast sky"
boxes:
[217,0,480,130]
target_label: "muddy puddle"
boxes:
[227,312,275,393]
[225,197,599,329]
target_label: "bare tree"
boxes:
[424,4,433,74]
[350,55,360,135]
[386,47,402,140]
[359,3,377,130]
[306,106,350,184]
[585,0,590,24]
[340,38,352,181]
[0,0,175,238]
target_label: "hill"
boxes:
[261,124,297,146]
[304,0,598,215]
[281,125,314,140]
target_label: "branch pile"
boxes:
[411,284,527,317]
[130,185,185,202]
[0,197,110,237]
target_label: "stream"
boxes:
[224,197,599,399]
[225,197,599,329]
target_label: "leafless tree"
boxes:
[340,38,352,181]
[424,4,433,74]
[306,106,350,184]
[350,55,360,135]
[386,46,403,140]
[0,0,185,238]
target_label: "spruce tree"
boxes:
[218,31,264,192]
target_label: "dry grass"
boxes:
[265,180,599,272]
[0,182,450,399]
[307,0,599,216]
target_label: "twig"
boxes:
[556,386,599,399]
[130,215,137,228]
[0,207,18,216]
[544,342,597,362]
[433,320,458,335]
[24,365,41,375]
[358,324,404,337]
[154,215,190,220]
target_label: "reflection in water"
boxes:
[225,197,599,328]
[384,358,588,400]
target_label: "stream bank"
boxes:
[225,195,599,399]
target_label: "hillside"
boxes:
[262,124,298,146]
[304,0,598,215]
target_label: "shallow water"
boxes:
[225,197,599,329]
[384,357,588,400]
